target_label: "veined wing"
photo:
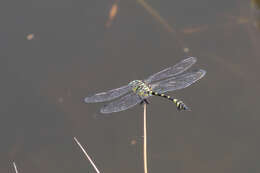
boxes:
[100,92,142,114]
[84,85,131,103]
[145,57,197,84]
[151,69,206,93]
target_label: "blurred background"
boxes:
[1,0,260,172]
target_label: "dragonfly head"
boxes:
[128,80,143,92]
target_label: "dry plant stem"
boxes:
[13,162,18,173]
[143,103,148,173]
[74,137,100,173]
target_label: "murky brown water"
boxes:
[1,0,260,172]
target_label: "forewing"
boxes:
[145,57,197,83]
[100,92,142,114]
[84,85,131,103]
[151,69,206,93]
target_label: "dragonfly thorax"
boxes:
[128,80,152,97]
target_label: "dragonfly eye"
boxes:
[129,80,141,87]
[128,81,135,87]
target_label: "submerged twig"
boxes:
[143,104,148,173]
[74,137,100,173]
[137,0,175,34]
[106,1,119,28]
[136,0,187,51]
[13,162,18,173]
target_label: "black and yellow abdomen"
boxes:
[148,91,188,111]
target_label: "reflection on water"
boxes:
[251,0,260,29]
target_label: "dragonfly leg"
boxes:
[143,99,149,104]
[139,98,149,105]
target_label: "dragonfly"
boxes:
[84,57,206,114]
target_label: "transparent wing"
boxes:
[151,69,206,93]
[145,57,197,83]
[84,85,131,103]
[100,92,142,114]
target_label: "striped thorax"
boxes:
[128,80,152,97]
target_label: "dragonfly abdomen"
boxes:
[148,91,188,111]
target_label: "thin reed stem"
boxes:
[74,137,100,173]
[143,104,148,173]
[13,162,18,173]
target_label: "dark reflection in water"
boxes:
[1,0,260,172]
